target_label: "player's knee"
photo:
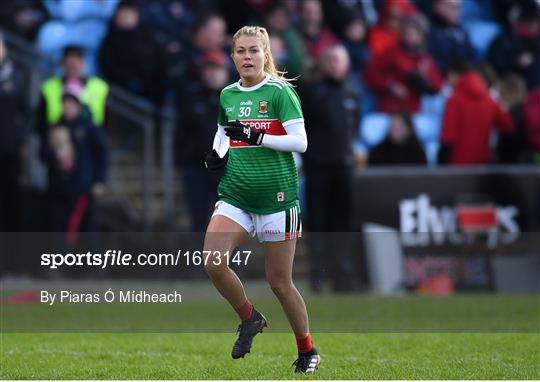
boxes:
[204,260,220,275]
[267,276,293,298]
[203,248,230,274]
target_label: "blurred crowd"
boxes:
[1,0,540,232]
[1,0,539,289]
[1,0,538,164]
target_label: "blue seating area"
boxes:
[37,20,74,73]
[37,19,108,76]
[359,111,442,165]
[37,0,117,75]
[459,0,495,23]
[465,20,501,60]
[413,113,440,144]
[43,0,119,22]
[360,113,390,148]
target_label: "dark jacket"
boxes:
[99,23,165,103]
[0,60,29,155]
[342,39,371,74]
[136,0,193,44]
[441,71,514,165]
[175,85,220,167]
[368,136,427,165]
[428,13,475,73]
[487,27,540,89]
[300,77,359,166]
[496,103,529,163]
[42,115,108,196]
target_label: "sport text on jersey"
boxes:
[229,119,286,147]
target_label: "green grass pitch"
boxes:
[2,332,539,379]
[1,283,539,379]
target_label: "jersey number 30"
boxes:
[239,106,252,117]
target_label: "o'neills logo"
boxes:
[259,100,268,114]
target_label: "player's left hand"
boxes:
[224,120,265,146]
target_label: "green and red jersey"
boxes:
[217,74,304,214]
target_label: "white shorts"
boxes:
[212,200,302,242]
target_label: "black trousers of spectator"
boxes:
[182,166,220,232]
[45,193,98,277]
[304,163,359,292]
[49,193,95,235]
[0,153,21,232]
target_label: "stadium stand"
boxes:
[2,0,539,236]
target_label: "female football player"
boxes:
[203,26,320,373]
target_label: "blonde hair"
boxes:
[231,26,295,83]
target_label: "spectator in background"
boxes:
[0,33,30,231]
[439,61,514,165]
[365,15,443,114]
[268,34,289,73]
[183,12,230,89]
[428,0,475,74]
[300,44,360,292]
[339,10,372,113]
[487,1,540,89]
[175,53,229,232]
[492,0,533,27]
[38,45,109,136]
[263,1,307,79]
[323,0,378,32]
[497,73,530,163]
[522,86,540,163]
[368,0,417,57]
[136,0,194,44]
[41,84,108,242]
[339,11,371,76]
[297,0,339,61]
[368,114,427,165]
[0,0,49,41]
[219,0,274,34]
[136,0,195,87]
[99,0,166,105]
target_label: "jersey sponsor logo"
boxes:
[230,119,286,147]
[240,100,253,106]
[225,105,235,113]
[258,100,268,114]
[277,192,285,202]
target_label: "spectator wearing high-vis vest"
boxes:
[37,45,109,137]
[40,83,109,244]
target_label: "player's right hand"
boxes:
[204,149,228,172]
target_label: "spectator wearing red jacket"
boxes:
[364,15,443,114]
[440,62,514,165]
[368,0,417,57]
[297,0,339,60]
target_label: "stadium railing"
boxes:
[2,28,166,230]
